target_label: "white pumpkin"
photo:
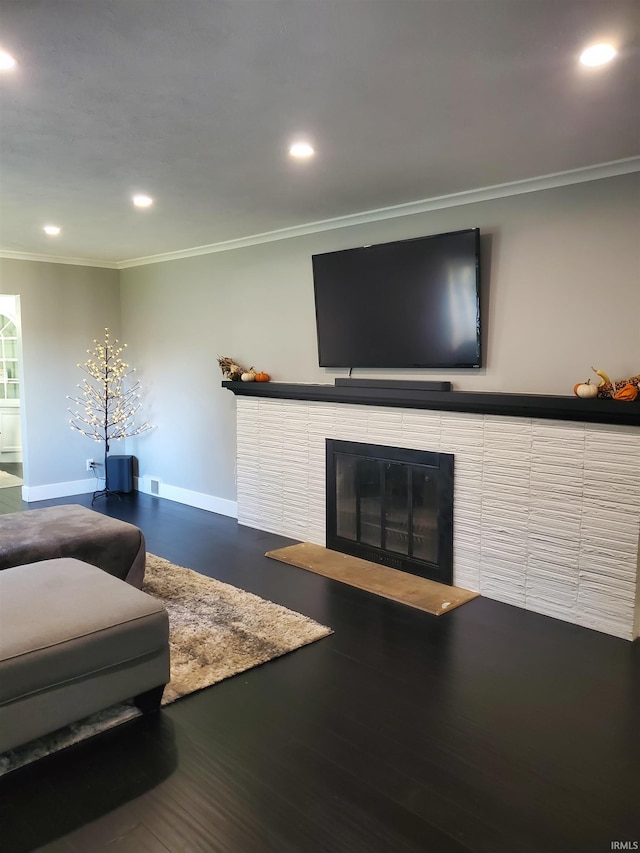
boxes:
[574,381,598,399]
[241,369,256,382]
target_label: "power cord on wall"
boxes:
[89,461,104,484]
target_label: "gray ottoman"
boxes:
[0,504,146,587]
[0,558,170,754]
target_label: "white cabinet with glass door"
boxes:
[0,314,22,461]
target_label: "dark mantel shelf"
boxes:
[222,381,640,427]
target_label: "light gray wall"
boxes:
[0,259,121,488]
[120,173,640,505]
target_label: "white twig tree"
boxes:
[68,328,152,500]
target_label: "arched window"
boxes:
[0,314,19,400]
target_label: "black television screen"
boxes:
[312,228,481,368]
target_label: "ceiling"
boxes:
[0,0,638,266]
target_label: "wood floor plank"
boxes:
[166,643,630,853]
[52,822,172,853]
[102,823,172,852]
[160,702,468,853]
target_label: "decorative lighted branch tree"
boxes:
[68,328,153,502]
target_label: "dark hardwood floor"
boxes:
[1,491,639,852]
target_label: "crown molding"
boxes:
[117,157,640,269]
[2,158,638,271]
[0,250,118,269]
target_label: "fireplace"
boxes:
[326,439,454,585]
[231,390,639,641]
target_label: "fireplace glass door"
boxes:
[327,440,453,584]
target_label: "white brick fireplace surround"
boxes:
[232,392,640,641]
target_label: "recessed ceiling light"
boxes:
[43,225,61,236]
[289,142,315,159]
[132,194,153,208]
[0,50,17,71]
[579,43,617,67]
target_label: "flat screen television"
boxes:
[312,227,481,368]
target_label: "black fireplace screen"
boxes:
[326,440,454,585]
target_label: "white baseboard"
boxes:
[22,477,96,503]
[136,477,238,518]
[21,476,238,520]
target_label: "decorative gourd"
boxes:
[241,368,256,382]
[613,383,639,402]
[591,366,611,388]
[217,356,246,381]
[573,380,598,399]
[254,371,270,382]
[595,373,640,399]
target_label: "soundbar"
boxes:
[334,379,452,392]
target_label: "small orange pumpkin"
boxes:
[613,383,639,402]
[254,371,270,382]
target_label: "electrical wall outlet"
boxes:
[86,458,95,471]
